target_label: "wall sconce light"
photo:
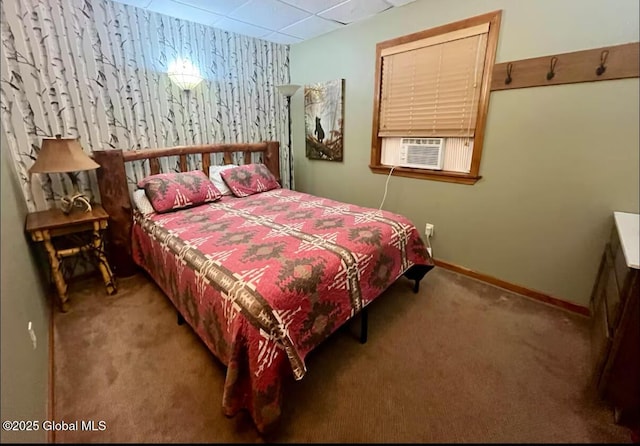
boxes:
[168,58,203,91]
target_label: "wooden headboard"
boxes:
[92,141,280,277]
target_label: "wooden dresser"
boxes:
[590,211,639,430]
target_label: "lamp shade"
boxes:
[168,58,204,91]
[277,84,301,97]
[29,135,99,174]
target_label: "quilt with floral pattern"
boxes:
[131,188,433,432]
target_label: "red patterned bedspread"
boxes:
[131,188,433,432]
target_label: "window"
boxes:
[370,11,502,185]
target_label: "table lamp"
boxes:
[29,135,100,214]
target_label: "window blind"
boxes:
[379,24,489,138]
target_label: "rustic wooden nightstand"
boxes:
[25,204,117,312]
[590,211,639,433]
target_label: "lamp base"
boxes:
[60,193,93,214]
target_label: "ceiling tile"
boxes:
[172,0,250,15]
[146,0,224,26]
[319,0,391,24]
[229,0,311,31]
[110,0,414,44]
[278,0,348,14]
[213,17,272,38]
[280,15,343,40]
[112,0,152,7]
[263,32,304,45]
[384,0,416,6]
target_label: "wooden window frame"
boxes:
[369,10,502,185]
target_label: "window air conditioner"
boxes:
[398,138,444,170]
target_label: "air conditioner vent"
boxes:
[398,138,444,170]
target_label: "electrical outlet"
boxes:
[425,223,434,238]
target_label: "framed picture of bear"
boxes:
[304,79,344,161]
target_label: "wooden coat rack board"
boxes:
[491,42,639,91]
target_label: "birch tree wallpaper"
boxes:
[1,0,291,212]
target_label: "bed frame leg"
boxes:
[360,308,368,344]
[177,311,185,325]
[404,264,434,294]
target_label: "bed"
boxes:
[93,141,434,433]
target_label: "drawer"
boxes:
[603,250,622,329]
[589,251,607,314]
[610,222,633,297]
[612,240,631,298]
[590,288,612,382]
[609,224,620,257]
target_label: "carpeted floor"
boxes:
[53,267,632,443]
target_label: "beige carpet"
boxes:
[53,267,632,443]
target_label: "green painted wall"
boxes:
[290,0,639,306]
[1,131,49,443]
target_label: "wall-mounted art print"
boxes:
[304,79,344,161]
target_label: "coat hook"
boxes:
[596,49,609,76]
[546,56,558,80]
[505,63,513,84]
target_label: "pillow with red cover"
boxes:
[220,163,280,197]
[137,170,222,213]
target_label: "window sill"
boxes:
[369,165,481,185]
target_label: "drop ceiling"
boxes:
[111,0,416,44]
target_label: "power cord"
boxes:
[425,234,433,258]
[378,165,396,211]
[377,164,434,259]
